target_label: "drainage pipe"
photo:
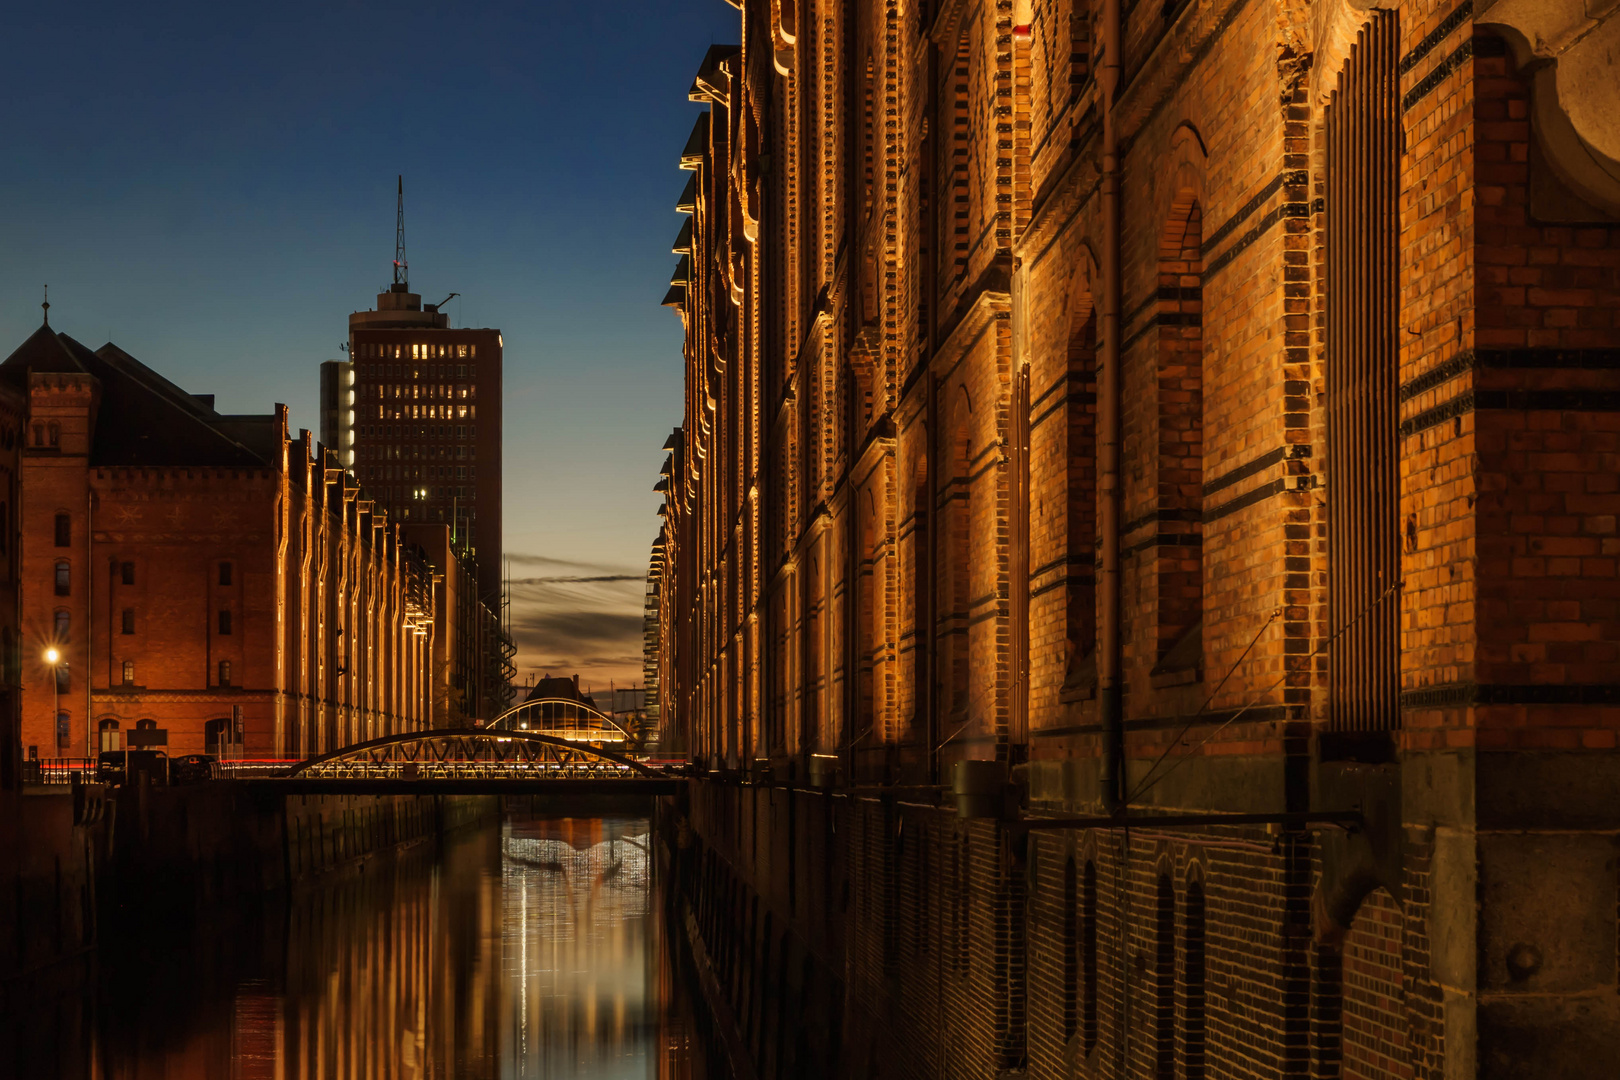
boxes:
[1098,0,1125,812]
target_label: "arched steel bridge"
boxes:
[250,729,681,795]
[484,697,632,745]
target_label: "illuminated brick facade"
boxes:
[656,1,1620,1077]
[3,321,437,761]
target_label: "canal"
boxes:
[12,808,701,1079]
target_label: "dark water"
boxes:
[13,812,697,1079]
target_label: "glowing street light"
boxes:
[44,647,66,756]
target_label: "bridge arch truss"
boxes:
[287,730,661,781]
[484,697,632,745]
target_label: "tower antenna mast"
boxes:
[393,175,408,288]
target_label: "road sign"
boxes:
[127,728,168,748]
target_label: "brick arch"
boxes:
[1064,242,1100,341]
[1158,122,1208,226]
[1337,886,1410,1080]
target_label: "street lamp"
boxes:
[43,648,63,760]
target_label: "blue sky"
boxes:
[0,0,731,694]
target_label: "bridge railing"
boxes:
[297,759,639,781]
[212,759,300,780]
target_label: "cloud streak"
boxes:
[509,575,642,585]
[505,554,648,693]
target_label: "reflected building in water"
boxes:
[73,812,692,1080]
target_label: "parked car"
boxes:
[169,753,218,785]
[96,750,169,786]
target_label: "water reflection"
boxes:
[62,811,688,1079]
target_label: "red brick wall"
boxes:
[662,2,1620,1077]
[19,396,435,759]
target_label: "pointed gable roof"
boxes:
[0,323,277,467]
[85,341,269,467]
[0,321,88,388]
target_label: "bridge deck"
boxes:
[243,777,685,797]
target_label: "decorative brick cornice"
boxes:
[1399,2,1474,76]
[92,691,274,706]
[1399,348,1620,436]
[1202,444,1311,498]
[1401,682,1620,709]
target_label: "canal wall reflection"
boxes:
[31,810,695,1080]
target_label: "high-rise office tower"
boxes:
[343,181,503,603]
[318,358,354,467]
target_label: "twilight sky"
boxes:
[0,0,730,696]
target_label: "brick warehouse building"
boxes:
[403,522,514,726]
[4,318,437,761]
[654,2,1620,1078]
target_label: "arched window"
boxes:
[1155,195,1205,678]
[218,660,232,687]
[1186,876,1208,1080]
[46,422,59,448]
[121,660,134,687]
[55,710,70,747]
[1063,856,1079,1040]
[54,609,69,638]
[1155,872,1176,1080]
[54,512,70,547]
[856,490,881,740]
[54,561,70,596]
[907,450,929,744]
[98,718,120,753]
[947,391,973,719]
[1314,941,1344,1073]
[955,837,970,974]
[205,717,231,756]
[1065,307,1098,688]
[1083,859,1099,1052]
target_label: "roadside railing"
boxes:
[22,758,95,785]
